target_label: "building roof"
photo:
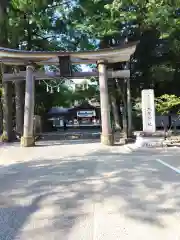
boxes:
[68,102,99,112]
[48,107,71,115]
[48,102,99,116]
[0,42,138,66]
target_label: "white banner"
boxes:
[77,110,96,118]
[141,89,156,133]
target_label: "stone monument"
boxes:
[142,89,156,133]
[135,89,164,147]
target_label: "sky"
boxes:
[73,64,95,84]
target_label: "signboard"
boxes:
[58,56,72,77]
[77,110,96,118]
[141,89,156,133]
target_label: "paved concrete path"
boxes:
[0,141,179,239]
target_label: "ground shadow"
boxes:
[35,138,100,146]
[0,195,46,239]
[0,146,179,238]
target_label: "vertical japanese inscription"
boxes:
[142,90,156,133]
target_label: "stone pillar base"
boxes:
[21,136,35,147]
[101,134,114,146]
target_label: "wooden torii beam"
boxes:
[3,70,130,81]
[0,42,138,65]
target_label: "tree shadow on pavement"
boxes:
[0,146,179,238]
[89,147,180,228]
[0,194,46,239]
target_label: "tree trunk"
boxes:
[2,81,13,141]
[110,93,121,130]
[15,81,25,137]
[0,64,14,141]
[0,63,3,134]
[122,103,128,137]
[0,96,2,133]
[116,79,128,138]
[0,7,14,141]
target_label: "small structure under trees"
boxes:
[48,101,101,128]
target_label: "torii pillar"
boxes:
[21,65,35,147]
[98,60,114,145]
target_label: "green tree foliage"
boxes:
[134,94,180,116]
[156,94,180,115]
[2,0,180,128]
[51,79,99,107]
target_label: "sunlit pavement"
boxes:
[0,141,179,239]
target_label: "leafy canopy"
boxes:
[156,94,180,114]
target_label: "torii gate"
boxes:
[0,42,137,147]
